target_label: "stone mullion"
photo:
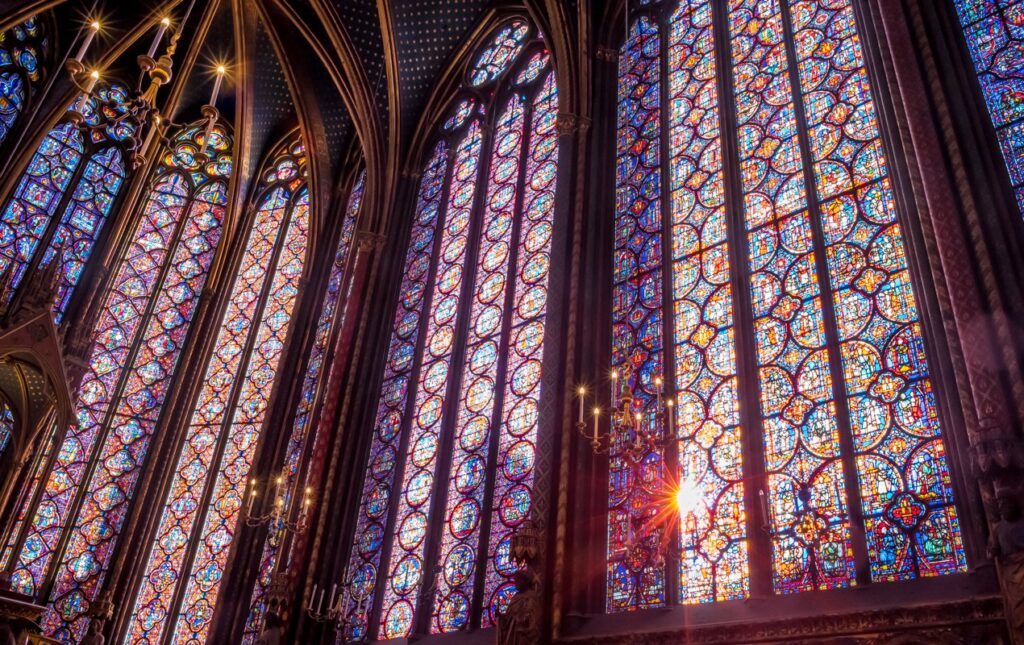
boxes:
[876,0,1024,638]
[208,180,351,643]
[710,0,772,599]
[291,217,396,644]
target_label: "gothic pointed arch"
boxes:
[339,16,561,640]
[0,118,233,641]
[126,130,312,644]
[0,78,136,321]
[605,0,967,614]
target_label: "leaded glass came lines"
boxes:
[342,20,560,639]
[2,123,232,641]
[128,140,310,642]
[956,0,1024,211]
[609,0,965,611]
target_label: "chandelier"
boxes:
[63,1,226,167]
[576,364,692,569]
[243,472,312,537]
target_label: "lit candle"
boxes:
[76,69,100,113]
[74,20,100,62]
[592,406,601,442]
[246,479,257,515]
[147,17,171,58]
[655,376,663,408]
[610,370,618,408]
[209,65,226,105]
[577,386,585,424]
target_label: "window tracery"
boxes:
[0,122,231,641]
[0,81,133,321]
[242,167,367,642]
[608,0,965,613]
[0,15,48,144]
[955,0,1024,212]
[341,18,560,640]
[128,135,310,644]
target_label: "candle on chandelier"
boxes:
[654,376,663,408]
[577,386,586,424]
[610,369,618,407]
[73,20,100,62]
[246,479,257,515]
[76,69,100,113]
[210,64,226,105]
[666,398,674,435]
[147,17,171,58]
[329,584,337,613]
[592,406,600,442]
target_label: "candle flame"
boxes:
[161,16,171,26]
[592,406,601,416]
[89,69,100,79]
[577,385,586,396]
[90,20,101,31]
[216,64,227,75]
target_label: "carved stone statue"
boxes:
[497,519,542,645]
[80,619,106,645]
[989,479,1024,642]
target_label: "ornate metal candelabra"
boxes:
[575,364,674,461]
[60,1,225,168]
[576,365,684,569]
[243,472,311,538]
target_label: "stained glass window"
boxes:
[0,80,133,321]
[340,21,560,641]
[608,0,966,612]
[127,136,311,644]
[242,166,366,642]
[0,399,13,458]
[955,0,1024,211]
[0,122,231,642]
[0,15,48,144]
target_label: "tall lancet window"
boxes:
[608,0,966,612]
[955,0,1024,212]
[243,168,367,641]
[128,136,311,644]
[0,122,231,641]
[342,18,560,641]
[0,81,133,320]
[0,15,49,143]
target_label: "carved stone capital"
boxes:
[555,113,593,137]
[355,230,386,252]
[595,45,619,63]
[972,416,1024,478]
